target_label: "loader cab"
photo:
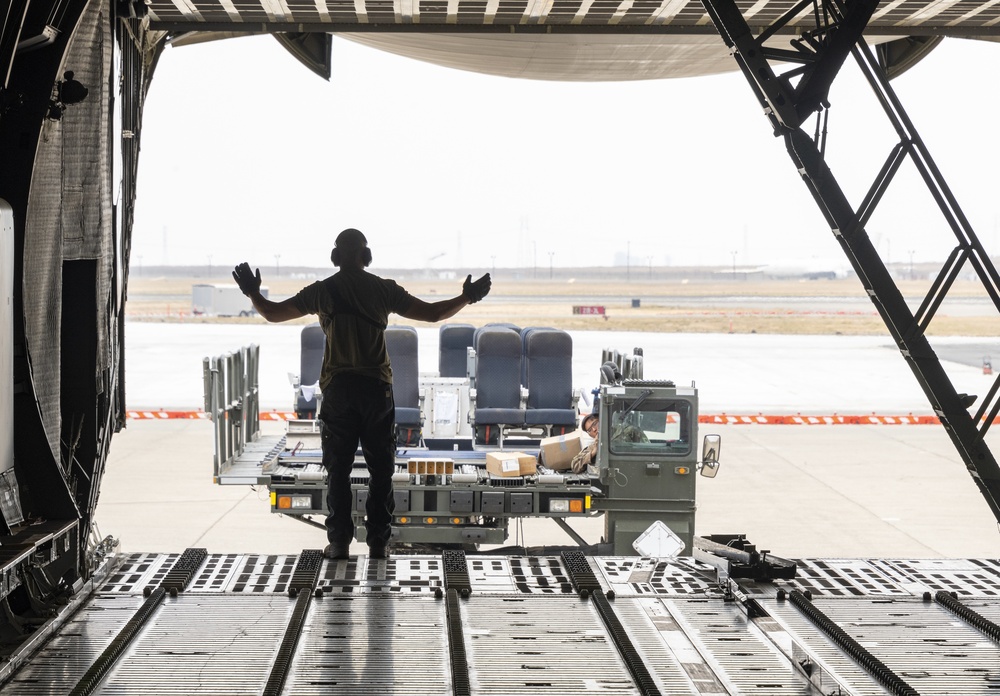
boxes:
[596,382,707,555]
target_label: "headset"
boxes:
[331,247,373,267]
[331,229,373,267]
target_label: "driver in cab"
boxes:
[569,412,646,474]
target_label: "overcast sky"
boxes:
[129,34,1000,272]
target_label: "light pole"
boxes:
[207,254,212,279]
[626,241,631,282]
[491,255,496,276]
[137,255,142,277]
[274,254,281,278]
[532,242,537,279]
[731,250,738,279]
[646,255,652,280]
[909,249,915,280]
[548,252,554,280]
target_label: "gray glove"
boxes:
[232,262,262,297]
[463,273,491,303]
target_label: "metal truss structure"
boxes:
[701,0,1000,522]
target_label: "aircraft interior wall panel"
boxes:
[0,199,11,478]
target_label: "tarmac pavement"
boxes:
[96,325,1000,560]
[94,413,1000,560]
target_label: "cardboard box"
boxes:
[539,433,584,471]
[407,459,455,476]
[486,451,538,477]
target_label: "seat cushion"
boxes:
[395,406,422,428]
[474,408,525,426]
[525,409,578,426]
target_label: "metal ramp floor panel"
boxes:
[463,594,641,695]
[607,598,726,694]
[466,555,718,596]
[465,556,580,594]
[187,553,299,593]
[100,553,184,593]
[760,597,903,695]
[593,556,718,597]
[505,556,576,594]
[663,598,815,695]
[774,558,910,598]
[467,556,520,593]
[283,594,451,696]
[770,596,1000,695]
[318,555,446,594]
[4,554,1000,694]
[94,594,294,695]
[0,594,147,696]
[869,558,1000,597]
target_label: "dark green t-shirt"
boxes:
[292,268,414,387]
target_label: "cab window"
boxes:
[608,400,691,456]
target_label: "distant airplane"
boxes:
[729,259,853,280]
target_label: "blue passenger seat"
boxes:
[295,323,325,418]
[472,327,525,444]
[438,323,475,378]
[519,326,554,385]
[523,328,578,436]
[385,325,422,445]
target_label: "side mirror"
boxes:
[700,433,721,478]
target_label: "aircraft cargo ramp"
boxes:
[2,549,999,695]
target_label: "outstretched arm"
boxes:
[398,273,491,323]
[232,262,306,323]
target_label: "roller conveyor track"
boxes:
[2,552,1000,695]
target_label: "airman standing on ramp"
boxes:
[233,228,490,559]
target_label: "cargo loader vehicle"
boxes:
[205,323,723,556]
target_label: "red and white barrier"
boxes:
[125,410,954,424]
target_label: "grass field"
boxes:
[125,275,1000,336]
